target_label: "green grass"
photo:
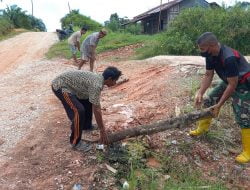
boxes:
[96,32,150,53]
[0,28,28,41]
[108,141,227,190]
[46,39,70,59]
[126,149,227,190]
[135,33,163,59]
[46,30,157,60]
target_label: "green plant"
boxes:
[0,28,28,41]
[46,30,154,59]
[189,78,200,98]
[2,4,46,31]
[0,17,13,35]
[140,6,250,58]
[125,23,142,35]
[60,9,102,31]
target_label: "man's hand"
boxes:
[93,105,108,144]
[209,104,222,118]
[100,129,109,144]
[194,91,203,108]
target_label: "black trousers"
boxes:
[52,87,92,145]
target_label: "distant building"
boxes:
[125,0,216,34]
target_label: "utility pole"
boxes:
[158,0,163,32]
[31,0,33,16]
[68,1,71,13]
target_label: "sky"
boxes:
[0,0,248,32]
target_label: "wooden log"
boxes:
[107,109,212,143]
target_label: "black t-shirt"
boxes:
[206,56,239,83]
[205,45,250,83]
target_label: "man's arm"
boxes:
[195,70,214,107]
[93,104,108,144]
[217,77,238,107]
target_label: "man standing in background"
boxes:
[78,29,107,71]
[68,26,88,65]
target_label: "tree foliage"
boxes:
[0,17,13,35]
[104,13,121,31]
[152,6,250,55]
[105,13,142,34]
[60,9,102,30]
[2,5,46,31]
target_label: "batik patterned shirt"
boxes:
[52,70,104,105]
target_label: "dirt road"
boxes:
[0,32,59,159]
[0,32,57,73]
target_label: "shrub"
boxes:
[2,5,46,31]
[60,10,102,31]
[142,6,250,58]
[125,23,142,35]
[0,17,13,35]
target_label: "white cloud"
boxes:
[0,0,249,32]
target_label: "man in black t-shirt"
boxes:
[190,32,250,163]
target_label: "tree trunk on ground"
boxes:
[107,109,212,143]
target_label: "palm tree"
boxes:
[3,5,28,27]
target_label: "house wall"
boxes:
[141,9,169,34]
[141,0,209,34]
[167,3,180,27]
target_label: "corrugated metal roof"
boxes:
[132,0,183,22]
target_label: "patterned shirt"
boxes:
[68,31,81,46]
[80,32,99,56]
[52,70,104,105]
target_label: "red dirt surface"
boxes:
[0,32,57,73]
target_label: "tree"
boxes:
[104,13,141,34]
[60,9,102,31]
[235,1,250,10]
[2,4,46,31]
[3,5,29,28]
[29,15,46,31]
[105,13,120,31]
[150,7,250,56]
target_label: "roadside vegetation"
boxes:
[47,4,250,60]
[46,30,156,59]
[60,9,102,31]
[46,10,159,59]
[46,10,156,59]
[95,139,228,189]
[140,5,250,58]
[0,4,46,41]
[0,28,28,41]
